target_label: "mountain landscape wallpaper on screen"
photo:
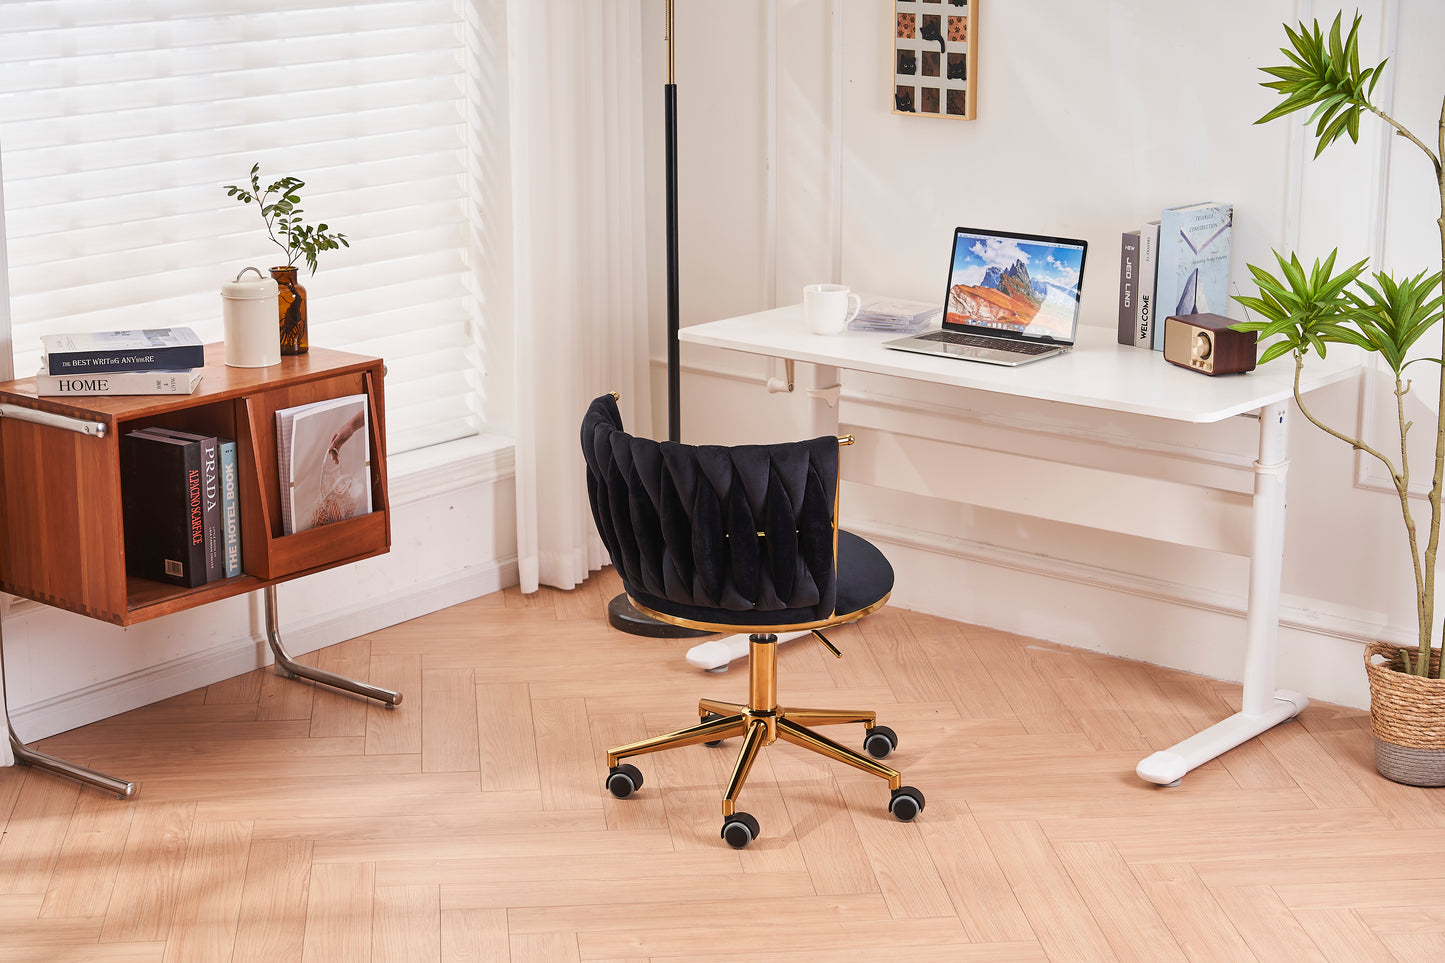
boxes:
[946,237,1084,338]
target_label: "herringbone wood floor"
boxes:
[0,568,1441,961]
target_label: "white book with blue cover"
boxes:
[1151,202,1233,350]
[41,327,205,373]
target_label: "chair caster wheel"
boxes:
[721,812,760,849]
[702,712,725,747]
[863,724,897,759]
[606,763,644,799]
[889,786,925,822]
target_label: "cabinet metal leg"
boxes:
[264,586,402,707]
[0,624,135,798]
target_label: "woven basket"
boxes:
[1364,641,1445,787]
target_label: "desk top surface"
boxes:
[680,304,1364,424]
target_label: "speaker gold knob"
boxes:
[1193,331,1212,360]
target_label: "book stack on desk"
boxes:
[35,328,206,397]
[847,298,941,334]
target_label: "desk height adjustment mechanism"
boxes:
[766,359,795,394]
[807,383,841,409]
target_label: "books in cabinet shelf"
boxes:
[120,430,208,588]
[1151,202,1233,351]
[34,366,203,397]
[276,394,371,536]
[40,327,205,374]
[1117,231,1140,346]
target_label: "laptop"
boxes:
[884,226,1089,366]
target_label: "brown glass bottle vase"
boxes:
[270,265,308,355]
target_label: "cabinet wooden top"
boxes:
[0,344,382,424]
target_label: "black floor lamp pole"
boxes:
[607,0,710,638]
[665,79,681,442]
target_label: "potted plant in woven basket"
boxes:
[1232,13,1445,785]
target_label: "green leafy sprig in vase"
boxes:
[224,164,350,355]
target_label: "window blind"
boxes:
[0,0,485,454]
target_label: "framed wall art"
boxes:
[894,0,977,120]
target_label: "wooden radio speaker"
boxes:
[1162,313,1257,376]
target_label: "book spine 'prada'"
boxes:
[219,440,242,578]
[44,344,206,374]
[197,436,222,583]
[1117,231,1140,347]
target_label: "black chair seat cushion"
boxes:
[626,530,893,629]
[582,393,895,630]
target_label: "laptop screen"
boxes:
[943,227,1088,343]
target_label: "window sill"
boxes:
[387,433,516,507]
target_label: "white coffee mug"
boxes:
[803,283,862,335]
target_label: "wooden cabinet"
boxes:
[0,344,390,626]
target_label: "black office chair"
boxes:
[580,393,923,848]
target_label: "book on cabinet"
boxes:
[35,366,203,397]
[0,343,390,626]
[40,328,205,374]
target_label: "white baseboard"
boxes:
[11,557,519,742]
[855,518,1379,709]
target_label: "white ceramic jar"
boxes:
[221,267,281,367]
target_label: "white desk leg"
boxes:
[684,364,846,672]
[1137,401,1308,786]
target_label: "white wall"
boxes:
[651,0,1445,709]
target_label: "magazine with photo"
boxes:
[276,394,371,535]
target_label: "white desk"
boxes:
[679,304,1361,786]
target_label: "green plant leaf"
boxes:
[223,163,350,273]
[1258,341,1297,365]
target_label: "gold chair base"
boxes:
[605,633,903,819]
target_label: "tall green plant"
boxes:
[1233,12,1445,677]
[223,163,349,275]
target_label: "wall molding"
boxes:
[853,515,1400,650]
[11,556,519,742]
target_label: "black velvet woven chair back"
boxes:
[581,394,841,627]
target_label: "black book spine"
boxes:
[1118,230,1140,347]
[121,433,207,587]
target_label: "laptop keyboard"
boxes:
[916,330,1056,355]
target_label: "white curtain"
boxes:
[0,148,13,768]
[508,1,655,592]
